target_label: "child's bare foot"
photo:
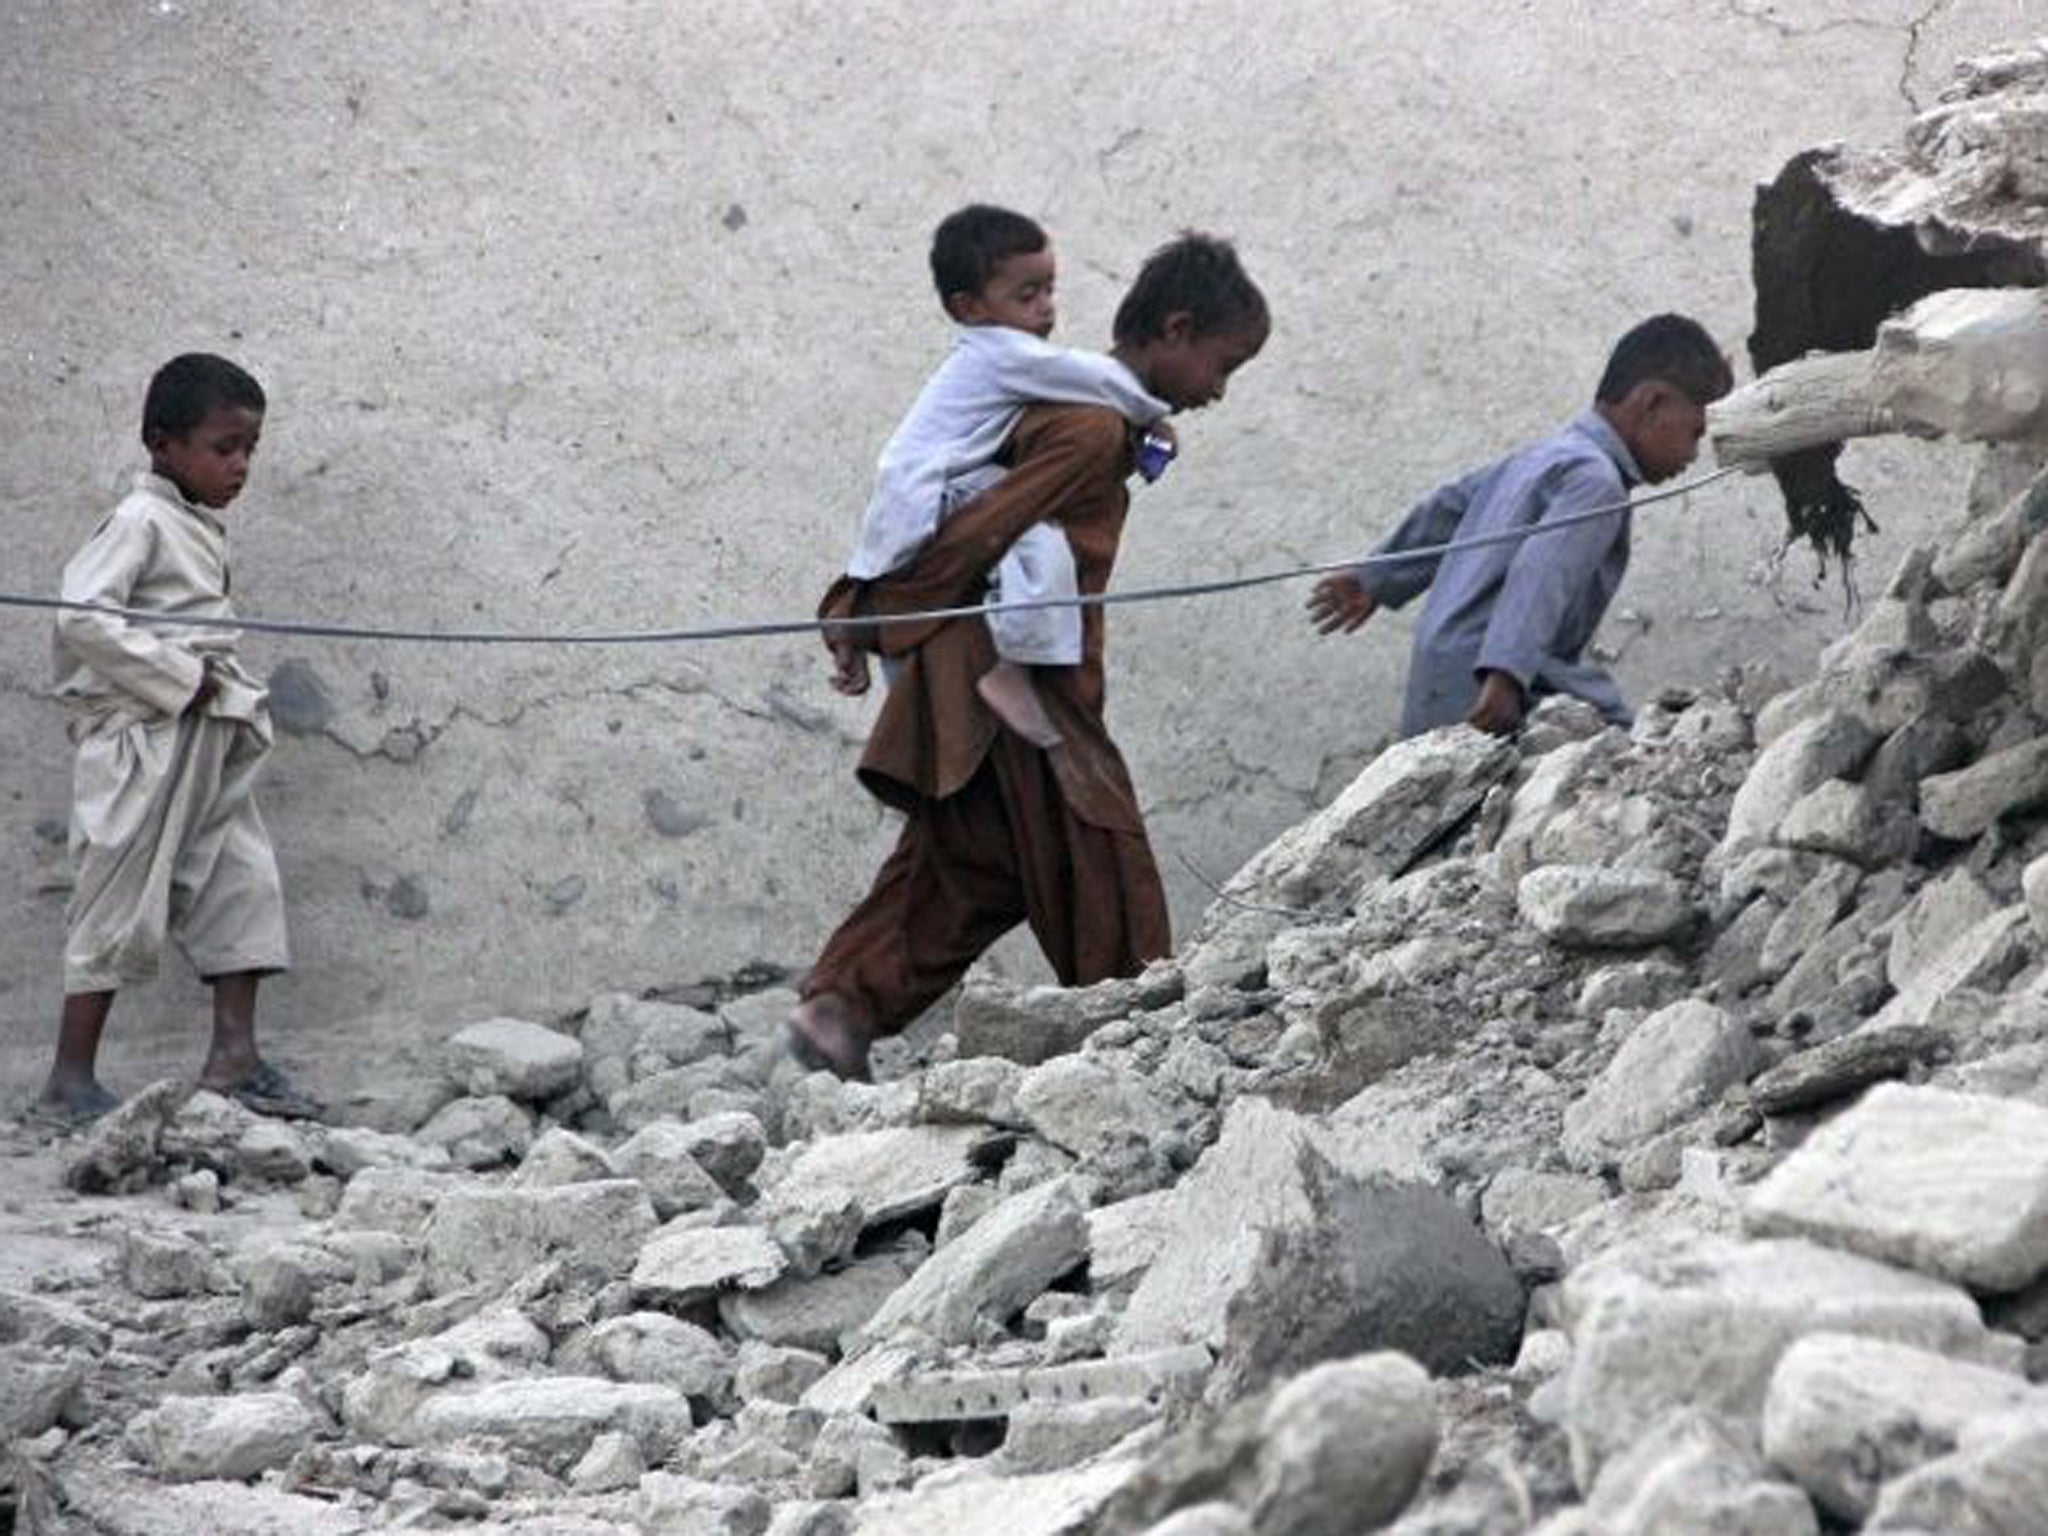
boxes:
[787,993,872,1082]
[976,661,1063,749]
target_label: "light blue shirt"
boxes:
[1358,410,1644,737]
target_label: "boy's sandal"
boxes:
[225,1061,326,1121]
[21,1095,115,1135]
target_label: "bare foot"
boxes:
[976,661,1063,749]
[787,993,873,1082]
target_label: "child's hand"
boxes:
[828,640,871,697]
[187,658,222,712]
[1307,573,1377,634]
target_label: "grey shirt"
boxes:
[1356,410,1643,737]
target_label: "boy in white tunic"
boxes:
[37,353,316,1125]
[833,204,1173,748]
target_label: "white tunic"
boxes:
[52,472,288,992]
[849,327,1167,666]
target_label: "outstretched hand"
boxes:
[1307,573,1376,635]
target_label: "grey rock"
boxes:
[120,1226,227,1300]
[1518,864,1695,949]
[1722,711,1879,859]
[721,1249,921,1353]
[445,1016,585,1100]
[416,1093,535,1169]
[767,1124,986,1228]
[1561,999,1757,1172]
[413,1375,692,1474]
[672,1110,768,1189]
[584,1311,734,1400]
[1762,1332,2038,1522]
[1014,1056,1181,1160]
[1577,959,1690,1016]
[569,1428,646,1492]
[0,1345,87,1438]
[632,1222,788,1307]
[1561,1230,2001,1488]
[330,1165,464,1237]
[1250,1353,1438,1536]
[1748,1023,1949,1115]
[918,1057,1027,1126]
[858,1175,1089,1348]
[1865,1402,2048,1533]
[1888,869,2000,994]
[513,1125,619,1186]
[1746,1083,2048,1292]
[1921,736,2048,840]
[735,1340,832,1403]
[1005,1396,1159,1474]
[423,1180,658,1294]
[1778,776,1902,867]
[1579,1408,1818,1536]
[613,1122,728,1219]
[130,1392,319,1481]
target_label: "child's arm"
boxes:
[1308,474,1475,634]
[55,509,209,716]
[972,330,1170,425]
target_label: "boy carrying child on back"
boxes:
[832,203,1175,748]
[36,352,319,1127]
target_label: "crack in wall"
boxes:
[1721,0,1955,113]
[312,675,858,764]
[1146,745,1318,821]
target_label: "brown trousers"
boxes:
[805,736,1170,1041]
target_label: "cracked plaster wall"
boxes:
[0,0,2036,1087]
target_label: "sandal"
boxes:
[221,1061,326,1121]
[21,1091,116,1135]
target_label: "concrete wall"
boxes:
[1,0,2035,1088]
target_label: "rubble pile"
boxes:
[6,453,2048,1536]
[10,48,2048,1536]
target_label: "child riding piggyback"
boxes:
[835,203,1174,749]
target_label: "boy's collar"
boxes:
[136,470,227,533]
[1574,408,1645,487]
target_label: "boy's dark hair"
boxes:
[142,353,266,442]
[930,204,1048,305]
[1595,315,1732,406]
[1113,232,1268,345]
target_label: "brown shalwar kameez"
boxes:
[805,404,1170,1040]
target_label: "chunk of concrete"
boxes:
[1864,1402,2048,1533]
[1746,1083,2048,1292]
[445,1016,585,1101]
[858,1175,1089,1348]
[1561,999,1757,1172]
[632,1224,788,1307]
[412,1376,691,1475]
[1762,1331,2039,1522]
[1517,864,1695,949]
[1920,736,2048,840]
[1561,1230,2001,1489]
[766,1125,987,1227]
[1578,1408,1819,1536]
[129,1392,319,1481]
[422,1180,658,1294]
[1721,711,1878,859]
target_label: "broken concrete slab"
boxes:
[851,1457,1140,1536]
[857,1175,1090,1349]
[1746,1082,2048,1292]
[764,1125,988,1228]
[1761,1331,2039,1522]
[631,1224,788,1308]
[1561,1230,2003,1489]
[127,1392,320,1481]
[410,1376,692,1475]
[1223,726,1518,908]
[422,1180,658,1294]
[1517,865,1695,949]
[719,1248,922,1355]
[445,1016,585,1102]
[869,1345,1212,1425]
[1561,999,1757,1172]
[1747,1023,1949,1115]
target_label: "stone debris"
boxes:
[10,74,2048,1529]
